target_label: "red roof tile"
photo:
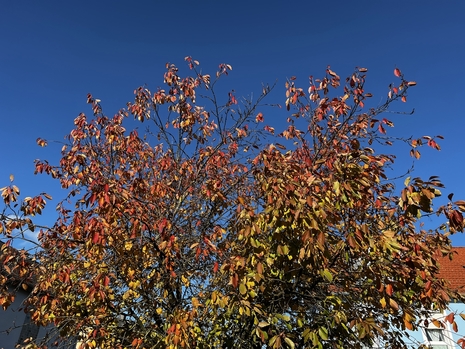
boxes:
[437,247,465,293]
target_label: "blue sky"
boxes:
[1,1,465,244]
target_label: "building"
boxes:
[0,241,76,348]
[406,247,465,349]
[0,283,39,349]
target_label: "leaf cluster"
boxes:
[1,60,464,349]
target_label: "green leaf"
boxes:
[322,269,333,282]
[318,327,328,341]
[333,181,340,196]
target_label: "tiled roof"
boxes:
[437,247,465,293]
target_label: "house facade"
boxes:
[0,242,76,349]
[0,285,39,349]
[405,247,465,349]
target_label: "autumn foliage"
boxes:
[2,58,465,348]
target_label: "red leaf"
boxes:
[445,312,455,324]
[92,231,100,244]
[394,68,401,77]
[231,273,239,288]
[378,124,386,134]
[327,67,339,78]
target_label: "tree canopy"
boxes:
[1,58,465,349]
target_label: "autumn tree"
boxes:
[1,58,465,349]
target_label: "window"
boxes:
[424,328,451,349]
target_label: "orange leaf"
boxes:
[36,138,48,147]
[404,317,413,330]
[386,284,393,296]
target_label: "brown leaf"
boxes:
[389,298,399,310]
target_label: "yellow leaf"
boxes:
[380,297,386,308]
[404,177,411,186]
[239,283,247,295]
[284,337,295,349]
[181,275,189,286]
[192,297,200,308]
[383,230,396,238]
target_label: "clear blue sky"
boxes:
[1,1,465,244]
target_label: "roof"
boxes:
[0,241,36,289]
[437,247,465,293]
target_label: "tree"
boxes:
[1,58,464,349]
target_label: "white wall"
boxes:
[405,302,465,349]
